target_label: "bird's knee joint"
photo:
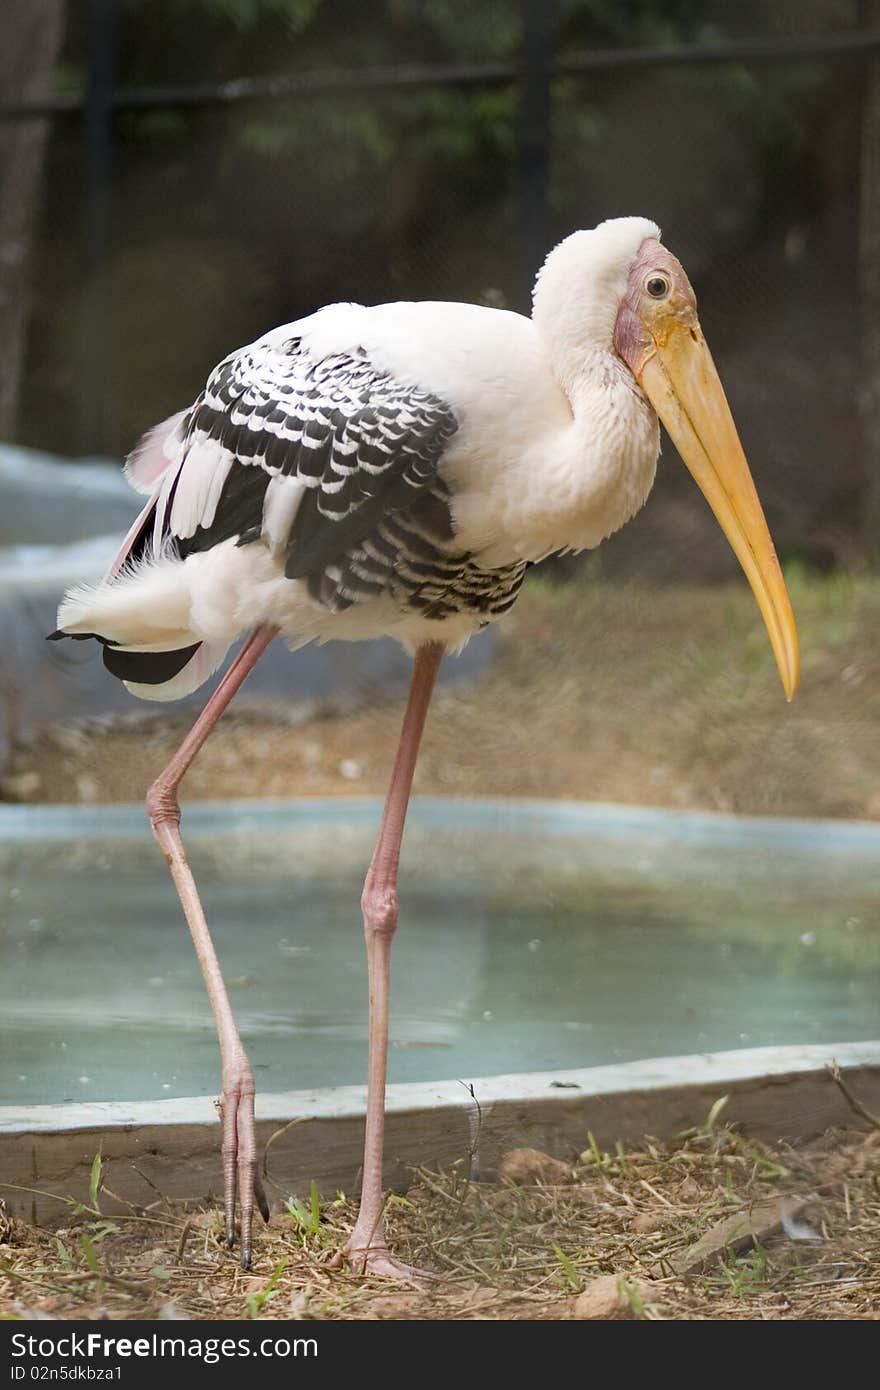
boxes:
[361,885,399,937]
[146,780,180,830]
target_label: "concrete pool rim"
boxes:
[2,1040,878,1135]
[2,1043,879,1221]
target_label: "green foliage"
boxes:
[88,1151,103,1213]
[705,1095,730,1131]
[198,0,322,31]
[677,1095,730,1141]
[716,1239,769,1296]
[54,1237,74,1270]
[617,1275,649,1318]
[552,1241,583,1291]
[284,1181,350,1251]
[285,1181,322,1241]
[245,1256,288,1318]
[579,1129,627,1175]
[79,1234,100,1276]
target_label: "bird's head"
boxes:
[536,219,799,701]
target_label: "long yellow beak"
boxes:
[639,324,800,700]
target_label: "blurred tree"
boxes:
[0,0,66,438]
[859,0,880,560]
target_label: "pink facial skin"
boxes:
[613,237,698,378]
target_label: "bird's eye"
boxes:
[646,275,669,299]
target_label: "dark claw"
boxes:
[240,1240,252,1272]
[255,1169,270,1224]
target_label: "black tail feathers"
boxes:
[48,629,202,685]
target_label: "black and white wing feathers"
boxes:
[53,325,526,695]
[118,331,523,627]
[157,335,459,591]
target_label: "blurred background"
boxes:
[0,0,878,818]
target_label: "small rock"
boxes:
[1,770,42,801]
[286,1290,313,1318]
[134,1246,171,1270]
[76,774,100,802]
[678,1176,701,1201]
[338,758,362,781]
[631,1210,668,1234]
[159,1302,191,1320]
[498,1147,572,1185]
[572,1274,659,1320]
[241,1274,270,1294]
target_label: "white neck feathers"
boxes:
[531,217,660,396]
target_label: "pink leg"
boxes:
[146,626,278,1269]
[340,641,444,1282]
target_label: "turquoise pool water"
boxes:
[1,799,877,1106]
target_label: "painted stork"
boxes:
[53,216,799,1280]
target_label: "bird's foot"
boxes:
[217,1056,270,1270]
[330,1225,438,1288]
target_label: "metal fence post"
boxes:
[518,0,560,297]
[78,0,117,455]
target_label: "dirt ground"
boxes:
[4,572,879,818]
[2,1119,879,1321]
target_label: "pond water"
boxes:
[1,799,877,1107]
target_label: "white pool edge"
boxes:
[3,1040,878,1136]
